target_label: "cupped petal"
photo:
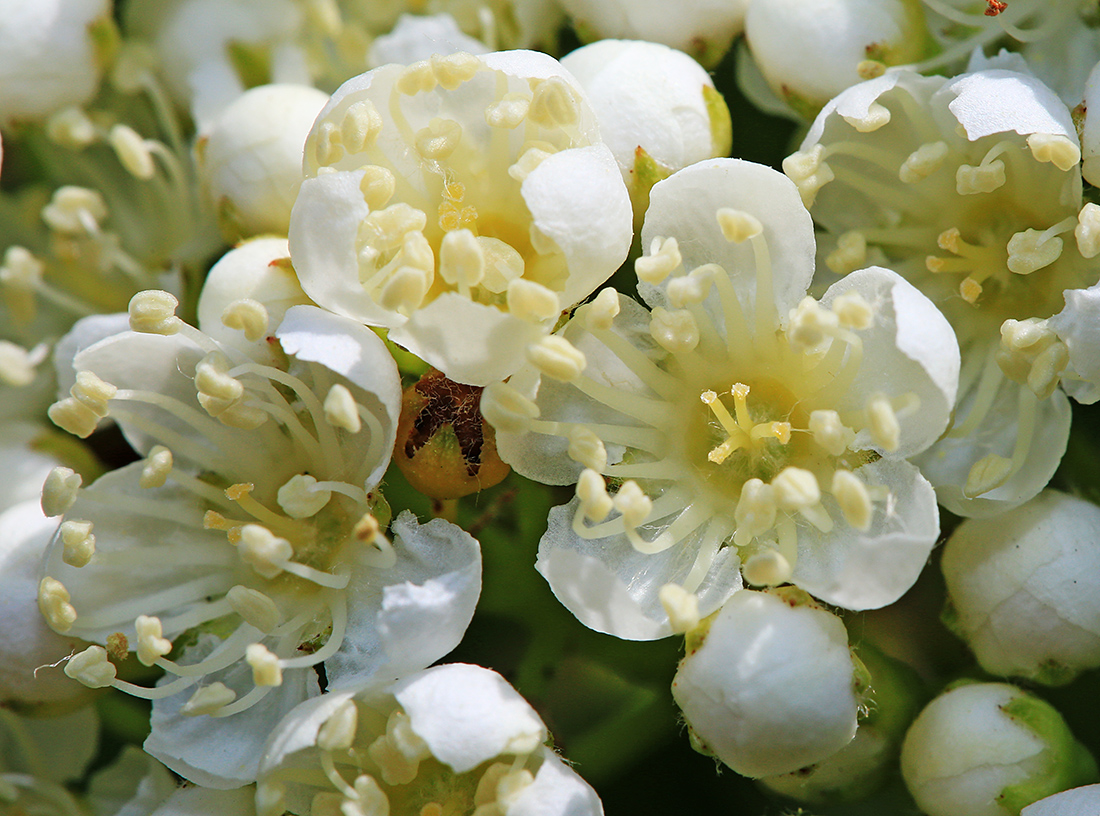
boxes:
[821,266,959,457]
[944,69,1076,140]
[394,663,546,774]
[791,458,939,610]
[257,687,358,777]
[1022,784,1100,816]
[640,158,816,324]
[508,748,604,816]
[535,498,742,640]
[325,511,481,688]
[53,312,132,400]
[1049,284,1100,404]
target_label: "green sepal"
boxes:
[226,40,273,90]
[704,84,733,158]
[89,14,121,72]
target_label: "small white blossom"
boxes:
[1023,784,1100,816]
[672,589,860,778]
[367,13,490,67]
[942,490,1100,685]
[491,158,957,638]
[289,50,633,385]
[257,664,603,816]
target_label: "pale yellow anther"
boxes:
[809,409,854,457]
[613,480,652,528]
[741,549,792,587]
[64,645,116,688]
[137,445,173,489]
[527,335,587,382]
[584,287,620,331]
[528,76,580,127]
[42,186,107,234]
[48,397,101,438]
[1000,317,1054,351]
[959,276,983,304]
[528,224,560,256]
[486,92,530,129]
[221,298,269,342]
[857,59,886,80]
[46,106,97,148]
[831,469,873,530]
[667,264,717,308]
[363,203,428,249]
[352,776,390,815]
[567,428,607,472]
[650,307,699,354]
[842,101,891,133]
[128,290,181,334]
[1006,228,1064,275]
[866,394,901,452]
[898,141,949,184]
[577,468,613,522]
[39,577,76,632]
[506,278,559,323]
[238,524,293,579]
[964,454,1014,498]
[634,236,682,284]
[0,341,43,387]
[324,383,362,433]
[255,782,287,816]
[431,51,481,89]
[215,401,269,430]
[135,615,173,666]
[227,585,281,633]
[359,165,396,210]
[824,230,868,275]
[788,296,838,349]
[415,118,462,160]
[480,381,540,433]
[72,370,117,415]
[1074,202,1100,259]
[476,764,512,808]
[772,467,820,511]
[60,520,95,567]
[733,478,777,546]
[378,266,432,316]
[659,583,700,634]
[317,698,359,751]
[369,710,429,785]
[831,291,874,330]
[277,474,332,519]
[716,208,762,243]
[181,682,236,716]
[396,60,437,95]
[1027,133,1080,171]
[246,643,283,686]
[956,161,1006,195]
[439,228,485,288]
[507,145,554,183]
[195,351,244,412]
[42,467,82,517]
[340,100,383,153]
[477,237,524,293]
[313,120,344,166]
[354,513,381,545]
[108,124,156,179]
[1027,341,1069,399]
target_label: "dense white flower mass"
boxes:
[788,65,1097,516]
[488,158,957,638]
[256,663,604,816]
[40,293,481,787]
[289,49,633,386]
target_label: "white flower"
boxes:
[0,0,113,126]
[197,84,330,239]
[942,489,1100,685]
[788,66,1095,516]
[1023,784,1100,816]
[900,682,1097,816]
[41,295,481,787]
[558,0,748,67]
[256,663,604,816]
[672,589,860,778]
[367,13,490,67]
[288,49,633,386]
[745,0,933,117]
[489,158,957,638]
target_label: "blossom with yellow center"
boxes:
[288,49,633,386]
[486,158,958,639]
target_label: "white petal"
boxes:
[506,747,604,816]
[1049,284,1100,404]
[945,69,1076,141]
[1023,785,1100,816]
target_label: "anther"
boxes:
[529,224,560,256]
[129,290,182,334]
[788,297,838,349]
[108,124,156,180]
[842,101,891,133]
[42,186,107,234]
[809,409,855,456]
[716,208,762,243]
[478,237,524,293]
[733,478,777,546]
[831,469,873,530]
[964,454,1013,498]
[1027,133,1080,171]
[956,161,1006,195]
[377,266,432,316]
[1006,228,1064,275]
[72,370,117,415]
[41,467,82,517]
[363,203,428,249]
[613,480,652,529]
[181,682,237,716]
[485,93,530,129]
[324,384,362,433]
[246,643,283,686]
[568,428,607,472]
[439,228,485,288]
[60,520,96,567]
[221,298,269,342]
[635,236,681,284]
[667,264,716,307]
[650,307,699,354]
[237,524,293,579]
[135,615,173,666]
[772,467,820,512]
[659,583,700,634]
[831,291,874,330]
[415,118,463,160]
[277,474,332,519]
[741,549,792,587]
[49,397,101,437]
[527,335,587,381]
[227,585,282,633]
[359,165,396,210]
[340,100,383,153]
[866,394,901,452]
[0,341,45,387]
[480,381,540,433]
[431,52,481,89]
[825,230,868,275]
[64,645,116,688]
[507,145,553,182]
[317,698,359,751]
[898,141,949,183]
[577,469,613,522]
[1027,342,1069,399]
[528,76,580,127]
[583,287,620,331]
[506,278,559,323]
[396,60,437,95]
[353,776,391,815]
[38,577,77,632]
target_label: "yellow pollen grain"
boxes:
[225,483,254,500]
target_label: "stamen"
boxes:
[38,577,77,632]
[324,384,362,433]
[480,381,540,433]
[583,287,621,331]
[667,264,716,308]
[866,394,901,452]
[414,118,462,161]
[1005,217,1076,275]
[237,524,293,579]
[135,615,173,666]
[506,278,559,323]
[831,469,873,530]
[1027,133,1080,171]
[955,160,1006,195]
[649,307,699,354]
[658,583,700,633]
[340,100,383,153]
[221,299,269,342]
[1076,203,1100,259]
[567,428,608,472]
[318,699,359,751]
[64,645,117,688]
[716,209,762,243]
[227,585,282,633]
[832,291,874,330]
[360,165,397,210]
[576,469,613,522]
[772,467,820,512]
[841,101,891,133]
[128,290,183,335]
[825,231,868,275]
[733,478,777,547]
[485,92,530,129]
[0,340,47,386]
[396,60,436,95]
[527,76,580,127]
[898,141,949,183]
[139,445,173,488]
[526,335,587,381]
[742,548,792,587]
[181,682,236,716]
[246,643,283,686]
[41,467,82,517]
[782,145,835,207]
[277,474,332,519]
[60,520,96,567]
[635,236,681,284]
